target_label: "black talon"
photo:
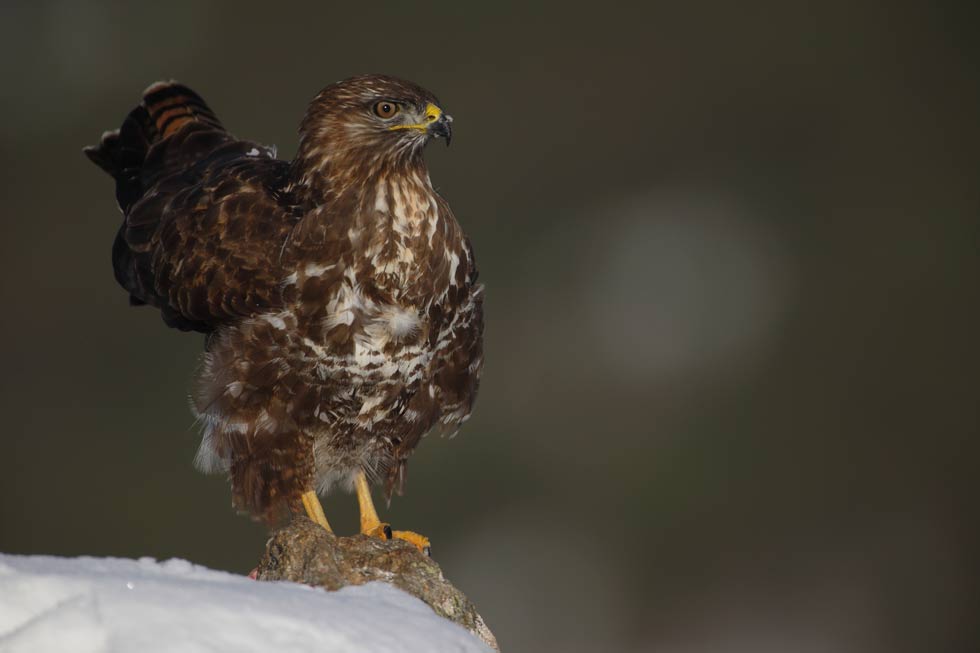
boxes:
[383,525,393,540]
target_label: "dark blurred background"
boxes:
[1,2,977,651]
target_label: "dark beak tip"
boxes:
[429,114,453,147]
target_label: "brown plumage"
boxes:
[86,75,483,524]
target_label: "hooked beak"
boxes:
[428,112,453,147]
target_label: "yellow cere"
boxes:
[388,102,442,132]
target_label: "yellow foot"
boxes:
[355,470,431,555]
[392,529,431,555]
[363,522,431,555]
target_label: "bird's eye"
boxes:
[373,101,399,119]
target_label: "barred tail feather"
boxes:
[140,80,223,140]
[83,80,223,211]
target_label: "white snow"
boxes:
[0,553,491,653]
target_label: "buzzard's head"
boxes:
[300,74,453,163]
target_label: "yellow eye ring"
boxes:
[373,101,399,119]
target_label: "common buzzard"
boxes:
[85,75,484,552]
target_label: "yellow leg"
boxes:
[354,471,385,536]
[354,470,430,554]
[301,490,332,532]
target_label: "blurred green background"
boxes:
[1,2,977,651]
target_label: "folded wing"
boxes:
[86,81,299,332]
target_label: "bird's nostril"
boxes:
[427,114,437,122]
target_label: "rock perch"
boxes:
[256,518,499,651]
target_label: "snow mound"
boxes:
[0,553,491,652]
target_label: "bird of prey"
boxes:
[85,75,484,552]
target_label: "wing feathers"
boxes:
[87,81,292,332]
